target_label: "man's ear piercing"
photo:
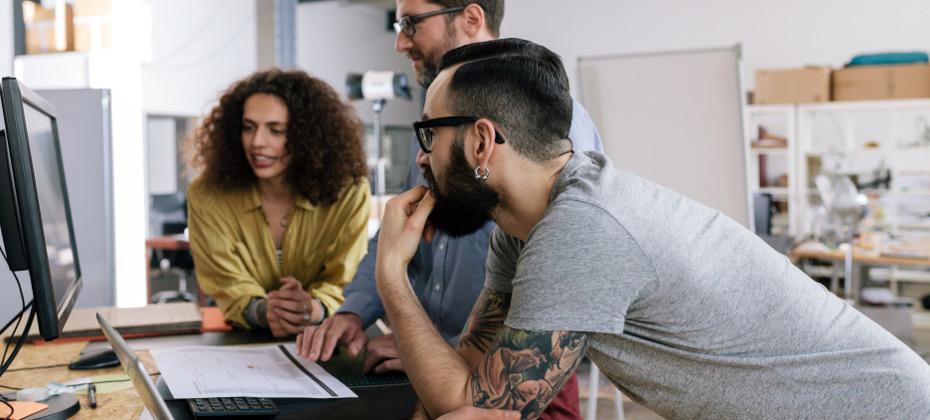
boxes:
[474,165,490,181]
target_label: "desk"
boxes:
[7,331,416,419]
[790,238,930,303]
[5,341,152,419]
[789,238,930,267]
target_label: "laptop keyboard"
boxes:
[317,350,409,388]
[188,397,279,418]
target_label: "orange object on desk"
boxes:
[0,401,49,420]
[201,307,233,332]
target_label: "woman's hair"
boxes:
[185,68,367,205]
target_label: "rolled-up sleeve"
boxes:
[187,182,266,328]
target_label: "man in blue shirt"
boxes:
[297,3,601,416]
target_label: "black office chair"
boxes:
[150,193,197,304]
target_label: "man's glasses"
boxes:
[413,116,506,153]
[393,6,466,38]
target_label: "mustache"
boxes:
[406,48,426,62]
[422,167,437,188]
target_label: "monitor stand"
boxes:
[1,392,79,419]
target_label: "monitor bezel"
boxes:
[0,127,30,271]
[0,77,82,341]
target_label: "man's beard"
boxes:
[422,138,500,238]
[413,22,459,88]
[417,59,439,88]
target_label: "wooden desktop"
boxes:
[790,237,930,304]
[7,329,417,419]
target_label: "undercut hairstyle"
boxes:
[185,69,367,205]
[427,0,504,37]
[438,38,573,163]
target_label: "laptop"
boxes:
[96,313,175,420]
[97,313,281,419]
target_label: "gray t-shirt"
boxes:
[485,151,930,419]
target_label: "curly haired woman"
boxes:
[185,69,370,337]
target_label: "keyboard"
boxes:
[317,350,409,388]
[188,397,279,418]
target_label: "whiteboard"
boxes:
[578,45,751,228]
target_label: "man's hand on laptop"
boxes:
[295,313,366,362]
[363,334,405,374]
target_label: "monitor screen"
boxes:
[22,102,78,312]
[0,77,81,340]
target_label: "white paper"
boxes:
[138,407,155,420]
[150,343,357,399]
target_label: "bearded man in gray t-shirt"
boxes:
[360,38,930,420]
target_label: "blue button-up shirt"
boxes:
[338,100,603,345]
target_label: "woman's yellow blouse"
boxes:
[187,176,371,328]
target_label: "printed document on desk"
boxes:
[150,343,357,399]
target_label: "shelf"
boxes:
[803,149,838,156]
[799,98,930,113]
[859,188,893,195]
[804,148,890,156]
[746,104,795,114]
[750,147,788,155]
[748,98,930,239]
[898,169,930,175]
[897,223,930,230]
[897,190,930,197]
[756,187,789,196]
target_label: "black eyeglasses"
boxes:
[393,6,466,38]
[413,116,506,153]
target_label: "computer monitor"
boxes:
[0,77,82,341]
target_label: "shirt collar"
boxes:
[240,184,263,213]
[549,151,583,204]
[294,194,315,211]
[239,183,315,213]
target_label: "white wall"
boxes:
[0,0,13,77]
[501,0,930,98]
[296,1,420,126]
[141,0,258,116]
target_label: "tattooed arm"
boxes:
[375,188,588,419]
[471,327,589,419]
[407,288,511,419]
[456,288,511,368]
[381,271,589,419]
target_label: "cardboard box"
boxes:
[832,63,930,101]
[73,0,112,51]
[754,67,831,104]
[22,1,74,54]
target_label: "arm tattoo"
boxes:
[471,327,590,419]
[457,289,511,353]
